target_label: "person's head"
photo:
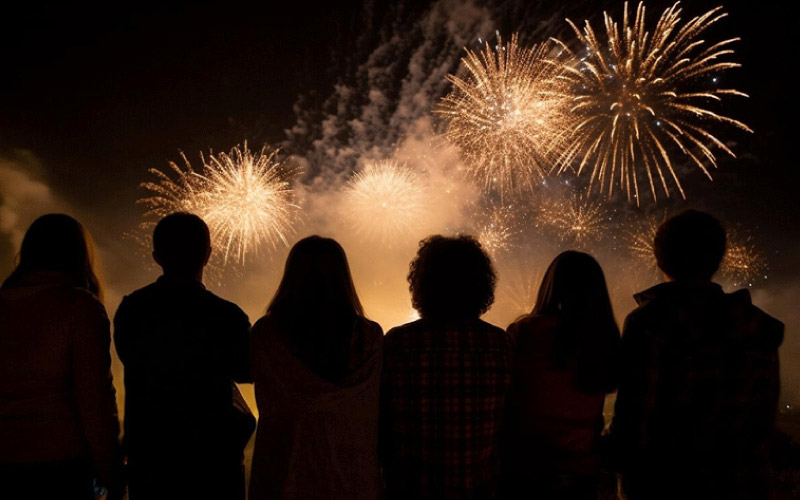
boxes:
[3,213,102,299]
[267,235,363,322]
[409,235,496,322]
[654,209,726,281]
[152,212,211,279]
[266,236,363,381]
[533,250,614,320]
[532,250,619,393]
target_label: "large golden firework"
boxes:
[436,34,572,197]
[552,2,751,204]
[535,195,608,247]
[341,160,430,244]
[720,230,768,287]
[140,143,298,265]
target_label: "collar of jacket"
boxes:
[156,274,206,290]
[633,280,750,307]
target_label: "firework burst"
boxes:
[625,214,663,270]
[341,160,429,244]
[535,195,608,247]
[139,143,298,265]
[500,269,543,317]
[475,204,520,256]
[552,2,751,204]
[720,230,768,288]
[436,34,572,197]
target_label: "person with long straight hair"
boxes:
[249,236,383,500]
[0,214,123,500]
[502,251,620,500]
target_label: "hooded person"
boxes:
[249,236,383,500]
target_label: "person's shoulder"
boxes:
[475,319,515,349]
[358,317,384,338]
[63,286,108,317]
[199,288,248,321]
[386,319,420,335]
[506,314,556,346]
[384,319,422,346]
[727,289,785,349]
[475,318,508,336]
[251,314,281,338]
[507,313,556,333]
[118,281,161,305]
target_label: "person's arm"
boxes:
[377,331,394,476]
[72,294,124,500]
[609,313,659,476]
[112,295,134,367]
[229,306,252,383]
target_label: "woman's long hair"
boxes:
[2,214,102,300]
[532,251,619,393]
[266,236,364,381]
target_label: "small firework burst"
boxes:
[625,214,663,271]
[475,204,521,256]
[535,194,608,247]
[721,230,768,287]
[139,143,298,265]
[501,269,544,316]
[552,2,751,204]
[341,160,429,244]
[436,34,573,197]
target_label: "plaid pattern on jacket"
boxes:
[610,281,784,500]
[380,318,514,500]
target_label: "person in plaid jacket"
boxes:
[610,210,784,500]
[380,235,514,500]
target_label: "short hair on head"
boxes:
[654,209,726,281]
[153,212,211,275]
[408,234,496,321]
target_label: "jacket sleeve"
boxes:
[609,312,659,474]
[112,296,132,366]
[71,294,124,497]
[229,307,252,384]
[377,331,394,470]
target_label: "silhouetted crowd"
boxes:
[0,210,784,500]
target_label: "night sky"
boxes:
[1,0,796,403]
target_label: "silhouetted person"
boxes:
[610,210,784,500]
[114,212,252,500]
[249,236,383,500]
[380,235,514,500]
[0,214,123,500]
[502,251,620,500]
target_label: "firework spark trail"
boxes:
[139,143,298,265]
[500,268,544,316]
[436,34,573,197]
[721,230,768,287]
[625,214,663,271]
[552,2,751,204]
[475,204,520,256]
[341,160,430,244]
[535,194,608,248]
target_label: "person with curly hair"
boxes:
[380,235,514,500]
